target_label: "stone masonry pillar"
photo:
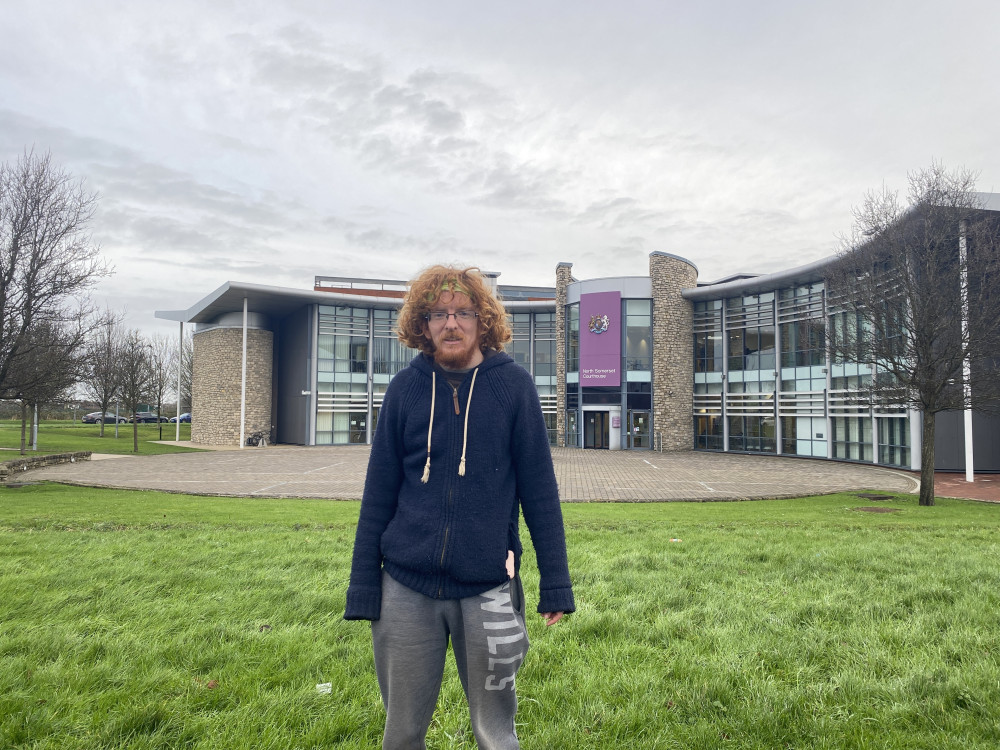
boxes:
[192,327,273,446]
[650,252,698,451]
[555,262,574,448]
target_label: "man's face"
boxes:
[423,291,484,369]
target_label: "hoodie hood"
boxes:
[409,349,514,377]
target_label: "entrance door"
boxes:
[349,412,368,444]
[584,411,609,449]
[628,410,650,449]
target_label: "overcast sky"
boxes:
[3,0,997,336]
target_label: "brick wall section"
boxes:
[192,327,273,446]
[650,252,698,451]
[555,262,574,447]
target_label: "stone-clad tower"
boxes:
[555,262,574,448]
[192,324,273,446]
[649,252,698,451]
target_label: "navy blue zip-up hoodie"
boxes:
[344,351,575,620]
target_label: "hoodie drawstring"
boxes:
[457,367,478,477]
[420,366,479,483]
[421,371,436,483]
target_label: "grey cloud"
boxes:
[468,159,573,215]
[573,197,670,231]
[227,26,682,239]
[373,85,465,134]
[236,29,600,221]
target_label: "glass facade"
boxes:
[315,304,559,445]
[691,281,911,468]
[507,310,558,445]
[316,306,412,445]
[316,306,375,445]
[308,274,912,468]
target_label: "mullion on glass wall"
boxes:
[317,305,372,445]
[724,293,776,453]
[693,300,724,450]
[533,312,558,445]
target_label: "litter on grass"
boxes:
[316,683,332,694]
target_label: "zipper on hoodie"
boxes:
[437,486,454,597]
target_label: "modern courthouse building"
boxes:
[158,209,1000,475]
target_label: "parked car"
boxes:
[130,411,167,423]
[169,412,192,423]
[82,411,127,424]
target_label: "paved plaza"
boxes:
[20,445,927,501]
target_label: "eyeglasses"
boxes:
[424,310,479,324]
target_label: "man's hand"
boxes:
[541,611,564,626]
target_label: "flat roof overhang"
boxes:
[156,281,555,325]
[682,254,836,301]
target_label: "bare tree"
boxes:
[826,163,1000,506]
[148,333,173,440]
[0,149,110,398]
[117,329,153,453]
[81,308,125,436]
[6,320,83,453]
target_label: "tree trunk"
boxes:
[132,419,139,453]
[919,410,936,506]
[19,402,27,455]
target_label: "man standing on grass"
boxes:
[345,265,574,749]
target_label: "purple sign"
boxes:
[580,291,620,387]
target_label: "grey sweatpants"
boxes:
[372,572,529,750]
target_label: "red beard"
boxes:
[434,334,479,368]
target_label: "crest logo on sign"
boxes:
[588,314,610,335]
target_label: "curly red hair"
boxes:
[398,265,511,354]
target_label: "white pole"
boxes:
[32,403,38,451]
[959,221,974,482]
[239,297,248,449]
[176,321,182,442]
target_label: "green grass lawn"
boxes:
[0,420,199,456]
[2,485,999,749]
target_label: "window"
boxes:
[780,416,827,457]
[694,300,723,373]
[725,294,775,372]
[878,417,910,467]
[534,312,556,380]
[566,304,579,373]
[508,313,531,370]
[625,299,652,372]
[728,415,776,453]
[832,417,873,462]
[779,284,825,367]
[694,415,723,450]
[780,319,825,367]
[372,309,411,376]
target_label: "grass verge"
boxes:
[1,485,998,748]
[0,421,199,456]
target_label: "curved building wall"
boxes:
[192,327,273,446]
